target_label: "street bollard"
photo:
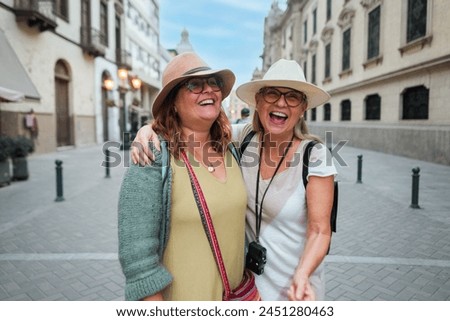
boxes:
[105,148,111,178]
[356,155,363,183]
[55,160,65,202]
[410,167,420,209]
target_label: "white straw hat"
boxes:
[236,59,330,110]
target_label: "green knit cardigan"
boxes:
[118,140,240,301]
[118,141,173,301]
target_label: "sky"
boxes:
[159,0,287,88]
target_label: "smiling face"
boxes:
[255,86,307,139]
[174,76,224,132]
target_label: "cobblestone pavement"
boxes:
[0,143,449,301]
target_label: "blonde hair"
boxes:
[251,93,322,142]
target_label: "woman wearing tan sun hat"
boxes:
[131,58,337,301]
[118,52,248,301]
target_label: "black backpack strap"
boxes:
[302,141,318,189]
[302,140,337,254]
[228,142,240,163]
[330,182,338,233]
[240,130,256,155]
[239,130,256,161]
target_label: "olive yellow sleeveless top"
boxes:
[162,150,247,301]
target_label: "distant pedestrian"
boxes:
[235,107,251,124]
[24,109,38,145]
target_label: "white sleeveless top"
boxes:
[241,136,337,300]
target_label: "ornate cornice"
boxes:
[321,21,334,43]
[360,0,383,11]
[338,5,356,29]
[309,35,319,53]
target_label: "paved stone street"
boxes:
[0,143,449,300]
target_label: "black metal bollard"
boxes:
[105,148,111,178]
[55,160,65,202]
[410,167,420,209]
[356,155,363,183]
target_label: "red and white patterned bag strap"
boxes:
[180,151,232,299]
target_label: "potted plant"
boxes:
[0,135,13,186]
[11,135,34,181]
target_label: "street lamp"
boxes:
[130,76,142,91]
[103,77,114,91]
[117,68,141,150]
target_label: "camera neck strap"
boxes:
[254,133,294,243]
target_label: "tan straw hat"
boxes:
[152,52,235,118]
[236,59,330,110]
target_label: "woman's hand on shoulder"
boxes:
[131,124,160,166]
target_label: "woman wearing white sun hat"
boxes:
[235,59,336,301]
[131,58,337,301]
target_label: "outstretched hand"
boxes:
[287,273,316,301]
[131,125,160,166]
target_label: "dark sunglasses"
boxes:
[183,77,223,94]
[258,87,307,107]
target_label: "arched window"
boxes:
[402,85,429,120]
[341,100,351,121]
[323,103,331,121]
[365,94,381,120]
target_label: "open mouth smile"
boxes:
[269,111,288,124]
[199,98,215,106]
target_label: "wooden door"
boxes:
[55,78,71,147]
[54,61,72,147]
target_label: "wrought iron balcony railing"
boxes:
[116,49,132,70]
[80,27,106,57]
[13,0,57,31]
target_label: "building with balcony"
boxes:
[0,0,165,154]
[259,0,450,165]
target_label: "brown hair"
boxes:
[152,86,232,159]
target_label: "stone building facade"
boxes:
[258,0,450,165]
[0,0,164,154]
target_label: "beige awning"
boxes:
[0,30,40,101]
[0,86,24,102]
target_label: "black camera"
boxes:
[245,241,267,275]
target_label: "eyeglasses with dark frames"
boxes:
[258,87,307,107]
[183,77,223,94]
